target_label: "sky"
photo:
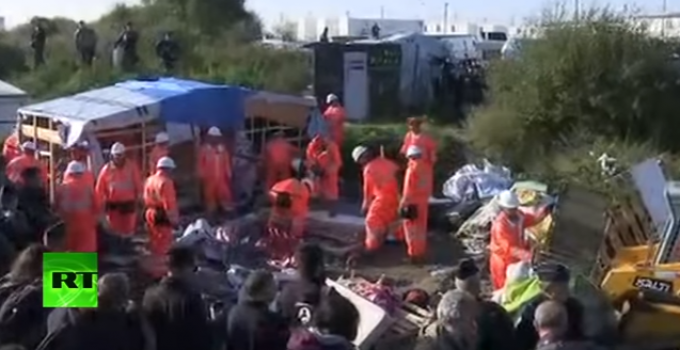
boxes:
[1,0,677,29]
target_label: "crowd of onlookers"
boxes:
[0,231,608,350]
[30,20,180,71]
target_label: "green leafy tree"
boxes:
[0,0,307,99]
[468,7,680,172]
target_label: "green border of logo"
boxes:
[43,252,98,308]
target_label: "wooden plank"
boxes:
[20,125,62,145]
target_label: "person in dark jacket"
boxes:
[31,23,46,68]
[415,290,479,350]
[74,21,97,66]
[534,301,603,350]
[114,22,139,71]
[287,289,358,350]
[142,245,212,350]
[277,243,327,326]
[37,273,148,350]
[155,32,180,72]
[515,263,585,350]
[16,168,52,247]
[0,244,51,348]
[454,259,516,350]
[227,269,290,350]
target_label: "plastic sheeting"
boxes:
[19,77,253,147]
[442,160,512,202]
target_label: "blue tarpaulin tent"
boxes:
[18,77,253,147]
[116,78,252,127]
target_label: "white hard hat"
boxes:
[497,190,520,209]
[110,142,126,155]
[405,145,422,158]
[291,158,303,171]
[351,146,368,163]
[155,132,169,143]
[156,156,176,169]
[207,127,222,137]
[21,141,36,151]
[326,94,339,104]
[65,161,86,174]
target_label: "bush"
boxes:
[340,124,469,197]
[467,8,680,183]
[0,1,309,100]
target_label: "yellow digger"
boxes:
[595,179,680,346]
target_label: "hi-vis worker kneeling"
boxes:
[55,161,100,252]
[143,156,179,278]
[400,145,433,262]
[95,142,143,237]
[268,158,313,238]
[352,145,400,256]
[489,190,551,290]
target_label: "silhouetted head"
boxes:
[98,273,130,310]
[534,300,568,338]
[8,244,48,283]
[167,246,196,278]
[295,243,326,284]
[313,290,360,340]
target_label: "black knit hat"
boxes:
[455,259,479,280]
[536,263,570,283]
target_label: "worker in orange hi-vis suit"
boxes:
[95,142,142,237]
[351,145,401,254]
[143,156,178,278]
[268,158,313,238]
[323,94,346,147]
[149,132,170,175]
[399,117,437,167]
[264,131,297,189]
[306,134,342,215]
[6,141,48,185]
[54,161,100,252]
[64,140,94,187]
[198,126,232,216]
[489,190,552,289]
[400,145,433,263]
[2,130,21,163]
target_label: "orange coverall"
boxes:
[362,157,401,251]
[55,176,99,252]
[489,210,542,289]
[264,137,297,189]
[306,137,342,200]
[400,131,437,166]
[323,105,346,147]
[198,144,232,212]
[6,154,48,185]
[64,149,94,187]
[402,158,433,258]
[2,133,20,163]
[148,145,169,175]
[269,178,310,238]
[95,161,142,236]
[143,170,178,278]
